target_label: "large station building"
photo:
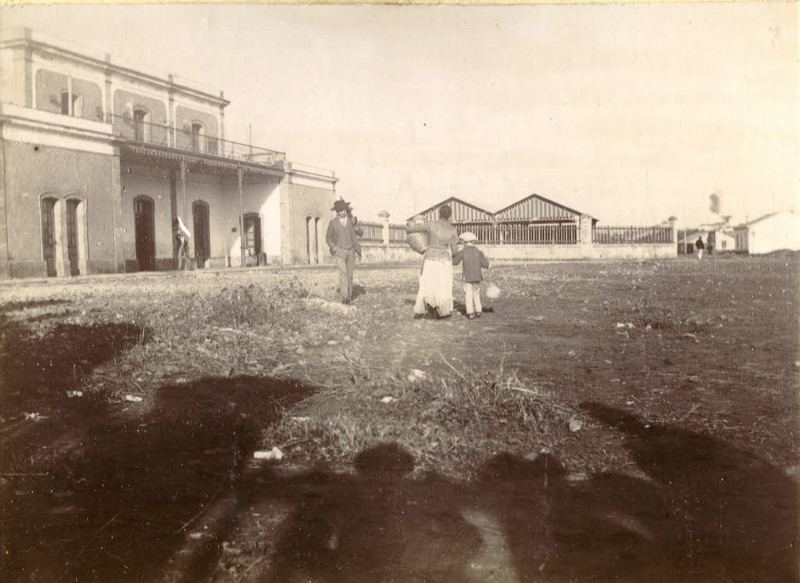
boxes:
[0,28,337,279]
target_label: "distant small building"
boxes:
[697,217,735,254]
[713,230,736,252]
[678,229,705,254]
[678,215,739,254]
[732,211,800,254]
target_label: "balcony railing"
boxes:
[107,113,286,167]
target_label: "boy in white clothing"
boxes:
[452,232,489,320]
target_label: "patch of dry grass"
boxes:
[261,364,592,481]
[79,278,320,400]
[3,257,797,482]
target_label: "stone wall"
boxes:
[358,214,677,263]
[360,241,676,263]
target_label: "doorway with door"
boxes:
[243,213,262,266]
[192,201,210,269]
[134,196,155,271]
[66,199,81,276]
[41,197,58,277]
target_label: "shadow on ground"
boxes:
[0,301,149,469]
[352,283,366,301]
[1,301,797,582]
[2,395,798,582]
[262,406,798,583]
[1,376,315,582]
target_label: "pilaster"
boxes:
[378,210,390,245]
[110,151,124,272]
[579,214,594,250]
[0,139,8,276]
[668,217,678,244]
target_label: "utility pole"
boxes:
[238,166,245,267]
[682,206,686,254]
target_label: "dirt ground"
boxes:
[1,255,798,582]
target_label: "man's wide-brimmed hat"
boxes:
[459,232,477,242]
[332,199,350,212]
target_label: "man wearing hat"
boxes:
[326,198,362,304]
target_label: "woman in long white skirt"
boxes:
[407,205,459,319]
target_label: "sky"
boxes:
[2,3,798,227]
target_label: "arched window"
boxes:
[305,216,313,264]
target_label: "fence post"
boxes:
[378,210,390,246]
[668,216,678,244]
[579,215,594,257]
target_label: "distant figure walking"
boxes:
[452,232,489,320]
[326,198,362,304]
[174,216,192,270]
[695,236,705,260]
[406,204,459,319]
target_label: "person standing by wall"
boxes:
[695,235,705,260]
[406,204,459,319]
[174,216,192,271]
[326,198,362,304]
[452,231,489,320]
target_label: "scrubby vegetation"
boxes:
[1,255,797,582]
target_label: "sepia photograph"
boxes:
[0,2,798,581]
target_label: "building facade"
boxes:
[732,211,800,254]
[0,28,336,279]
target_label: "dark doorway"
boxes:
[134,196,155,271]
[41,197,57,277]
[243,213,262,266]
[66,199,80,276]
[192,202,210,268]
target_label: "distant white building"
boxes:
[732,211,800,254]
[716,230,736,252]
[677,216,737,254]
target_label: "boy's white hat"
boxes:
[459,231,477,242]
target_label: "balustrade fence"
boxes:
[357,221,383,243]
[388,224,407,243]
[592,226,673,244]
[453,222,579,245]
[362,219,673,247]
